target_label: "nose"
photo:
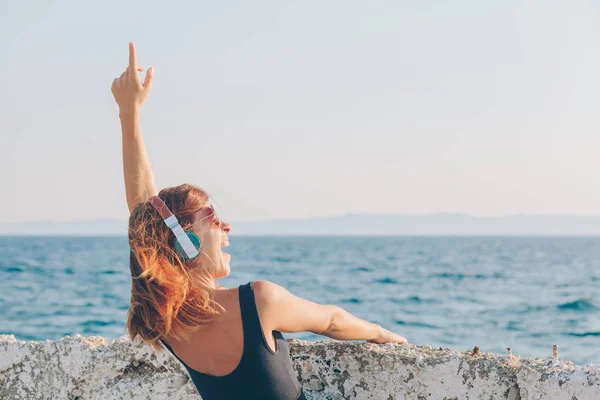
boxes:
[220,221,232,234]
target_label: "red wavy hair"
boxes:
[125,183,225,350]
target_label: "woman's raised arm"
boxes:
[111,42,157,214]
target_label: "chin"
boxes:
[216,267,230,279]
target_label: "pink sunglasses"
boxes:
[194,205,222,228]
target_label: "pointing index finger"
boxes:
[128,42,137,72]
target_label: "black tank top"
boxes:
[160,281,306,400]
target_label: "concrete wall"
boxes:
[1,334,599,399]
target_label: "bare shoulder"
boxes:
[251,279,336,335]
[251,279,285,300]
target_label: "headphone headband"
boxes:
[148,195,200,260]
[149,196,174,220]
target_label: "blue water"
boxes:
[1,236,600,365]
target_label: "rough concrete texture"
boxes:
[1,334,599,400]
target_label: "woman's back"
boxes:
[161,281,305,400]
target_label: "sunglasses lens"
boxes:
[196,206,223,227]
[210,206,221,227]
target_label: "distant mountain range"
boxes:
[1,213,599,235]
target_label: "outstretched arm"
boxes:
[111,42,157,214]
[254,280,408,345]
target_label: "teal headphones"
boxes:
[149,196,201,260]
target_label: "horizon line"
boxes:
[2,212,600,225]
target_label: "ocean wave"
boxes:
[566,332,600,337]
[394,319,439,329]
[272,256,292,263]
[514,304,549,315]
[1,266,23,273]
[433,272,465,280]
[341,298,363,304]
[81,320,116,328]
[432,272,503,280]
[101,270,118,275]
[506,321,526,332]
[557,300,598,312]
[391,296,443,305]
[454,295,484,304]
[374,277,399,284]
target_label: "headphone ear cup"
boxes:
[174,231,202,260]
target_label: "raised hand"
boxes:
[111,42,153,116]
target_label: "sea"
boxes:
[1,236,599,365]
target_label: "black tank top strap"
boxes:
[238,281,266,350]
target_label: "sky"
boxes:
[1,1,600,224]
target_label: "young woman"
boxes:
[111,42,407,400]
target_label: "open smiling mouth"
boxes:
[221,237,230,259]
